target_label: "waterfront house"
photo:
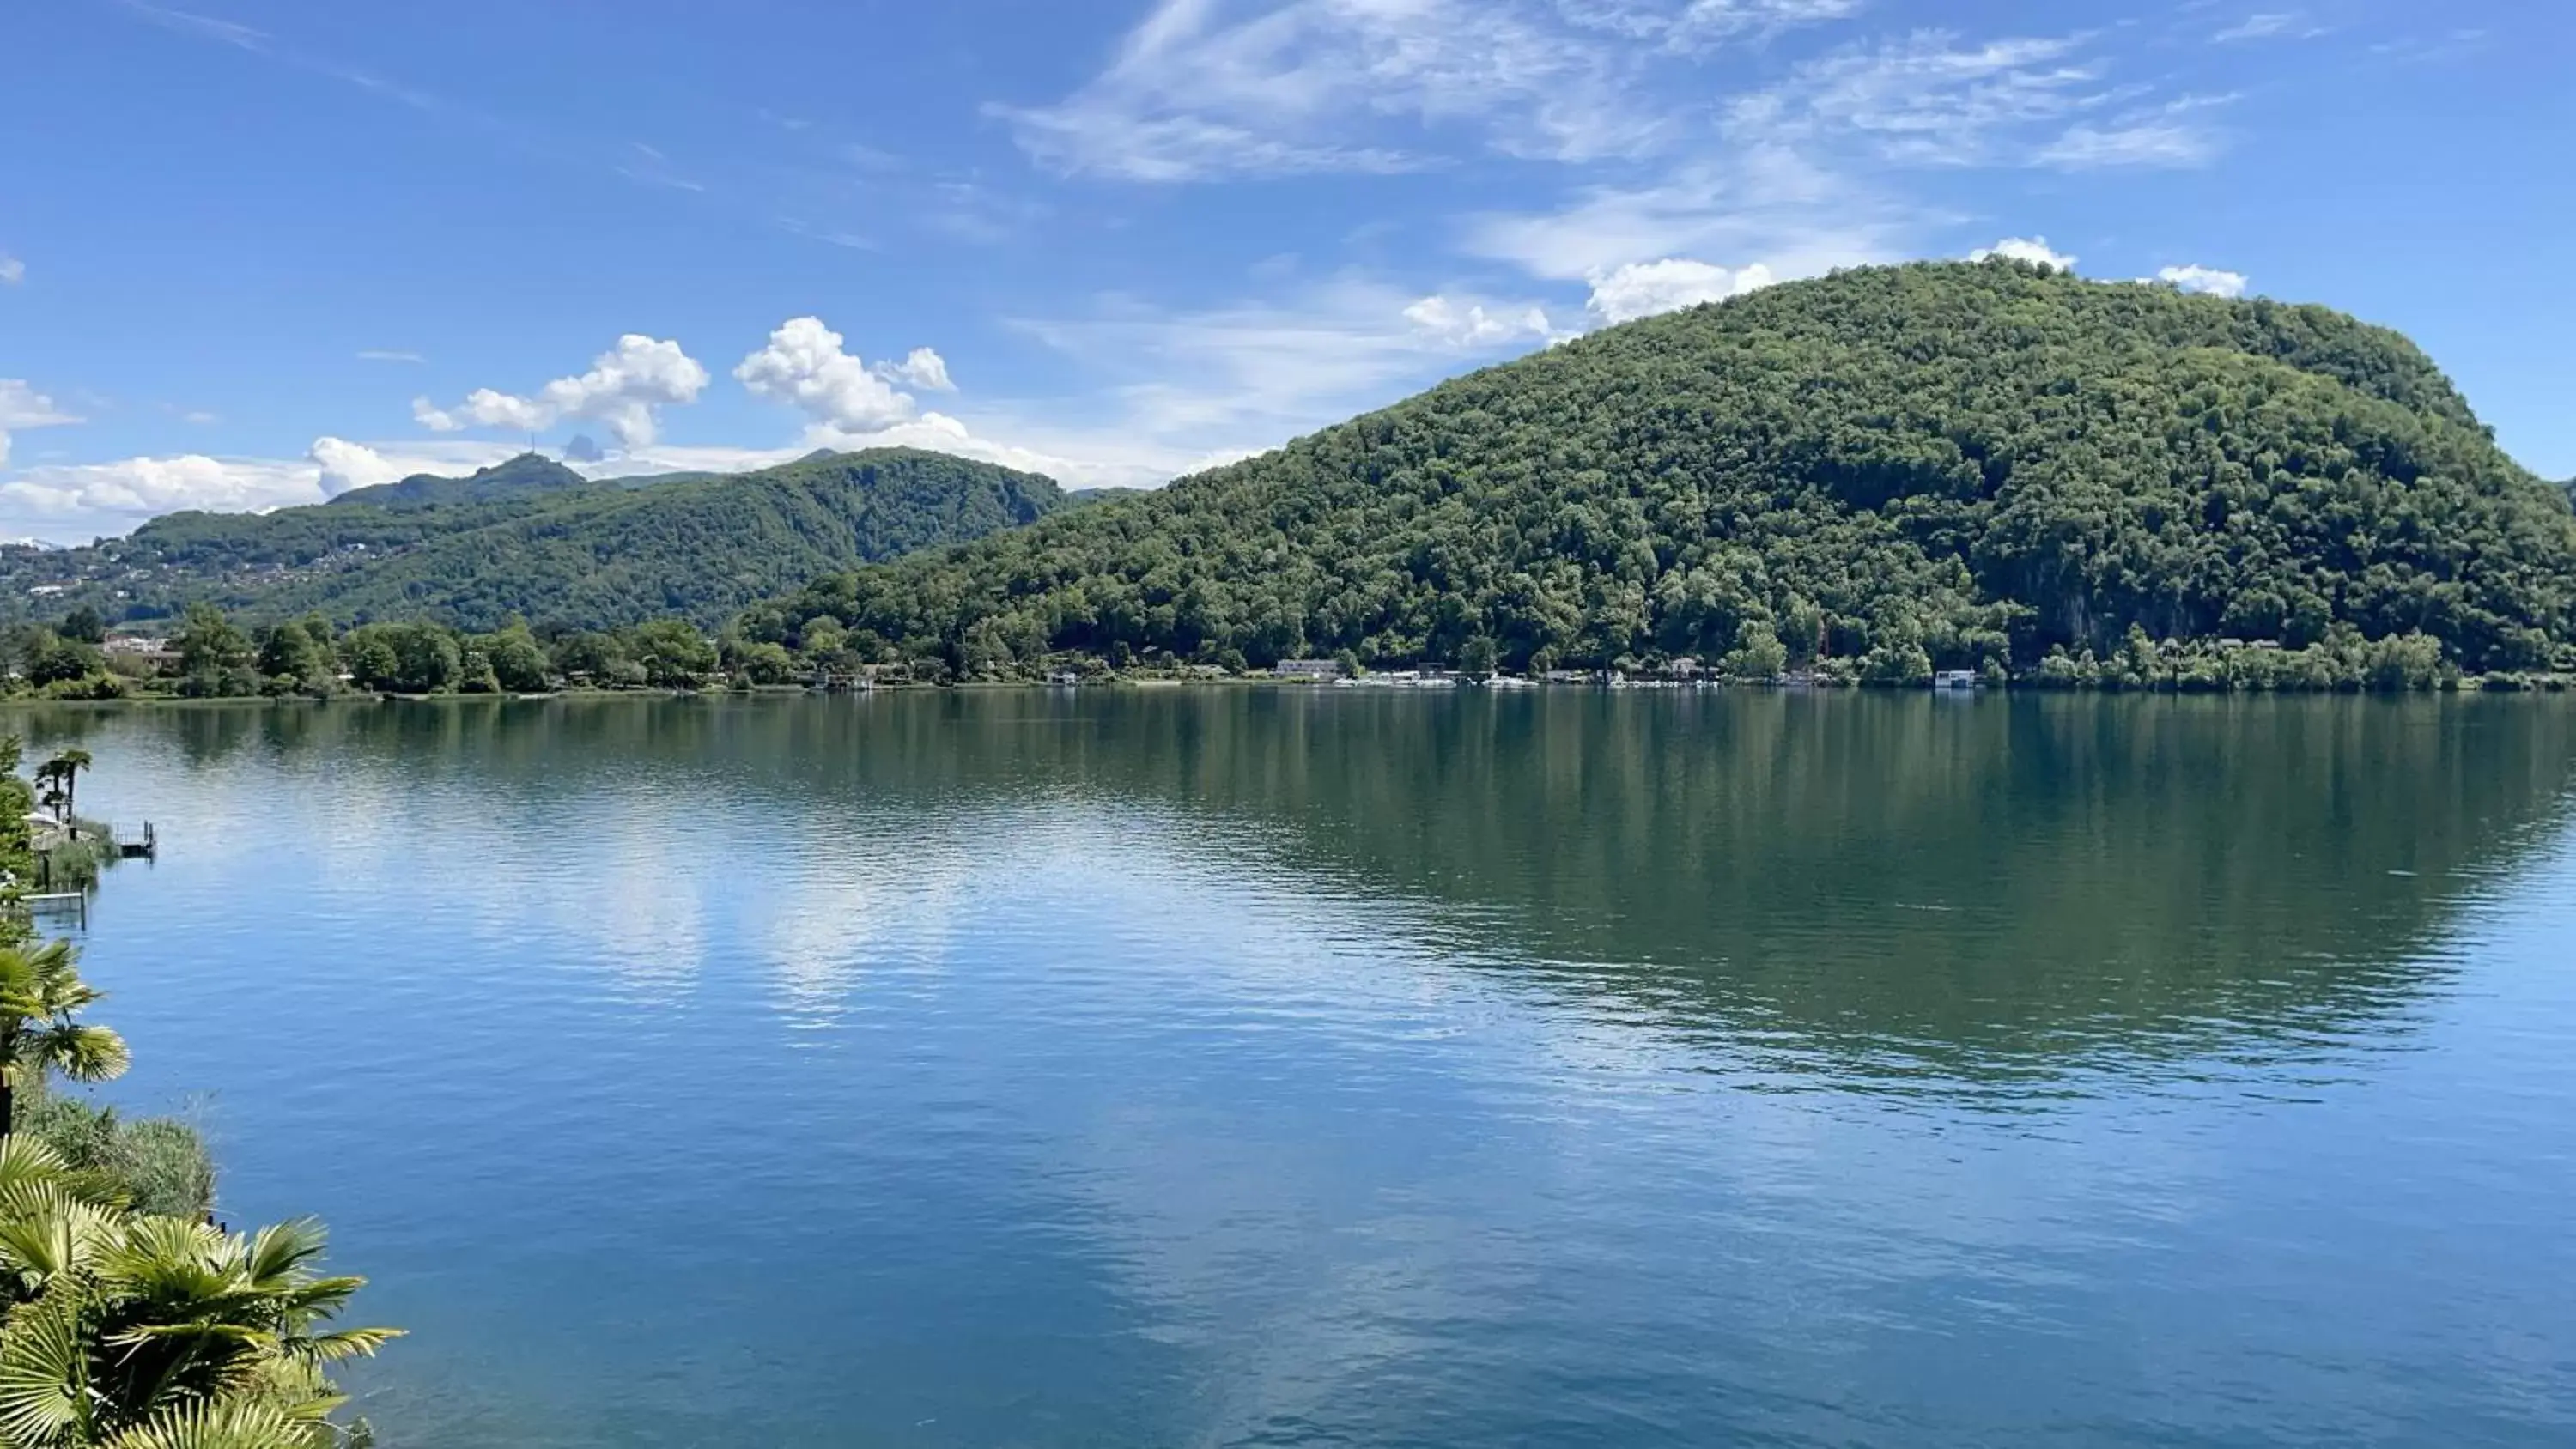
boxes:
[1274,658,1342,680]
[103,635,182,674]
[1934,670,1979,690]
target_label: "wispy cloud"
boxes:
[1461,148,1897,282]
[0,255,23,286]
[993,0,1857,182]
[355,349,426,364]
[2036,96,2232,170]
[2212,13,2326,44]
[1012,276,1561,461]
[1727,29,2228,172]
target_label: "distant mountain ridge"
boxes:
[0,447,1065,631]
[326,452,596,510]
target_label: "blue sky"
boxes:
[0,0,2567,542]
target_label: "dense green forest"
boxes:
[743,261,2576,684]
[0,449,1063,633]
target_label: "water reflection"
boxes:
[16,691,2575,1091]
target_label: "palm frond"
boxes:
[103,1397,314,1449]
[30,1027,129,1087]
[278,1330,400,1367]
[0,1291,94,1446]
[235,1227,325,1293]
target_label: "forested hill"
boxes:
[0,448,1064,631]
[325,451,594,509]
[745,261,2576,680]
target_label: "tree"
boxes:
[33,753,88,824]
[0,942,130,1139]
[1722,620,1789,681]
[476,626,551,694]
[23,634,103,690]
[0,1205,398,1447]
[337,624,459,694]
[171,606,252,682]
[732,641,796,686]
[56,609,106,647]
[547,632,626,684]
[628,620,717,688]
[254,621,333,693]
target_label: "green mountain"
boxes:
[747,261,2576,679]
[327,452,596,510]
[2,448,1063,632]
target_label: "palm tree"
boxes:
[40,753,91,826]
[0,942,131,1139]
[28,761,67,824]
[0,1209,398,1448]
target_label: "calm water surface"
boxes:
[11,690,2575,1447]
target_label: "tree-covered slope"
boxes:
[326,451,595,509]
[264,448,1063,629]
[750,261,2576,677]
[2,449,1065,632]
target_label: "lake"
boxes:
[12,689,2575,1447]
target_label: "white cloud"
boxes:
[1733,33,2105,167]
[1402,295,1556,347]
[2037,115,2222,169]
[412,334,708,447]
[0,381,81,431]
[2152,264,2250,298]
[995,0,1855,182]
[1727,29,2227,173]
[1464,149,1893,282]
[0,255,22,285]
[0,437,519,542]
[356,349,425,363]
[0,380,84,471]
[735,318,922,433]
[872,346,957,392]
[1970,236,2078,271]
[0,455,324,531]
[1585,258,1777,323]
[308,436,405,495]
[2214,13,2324,43]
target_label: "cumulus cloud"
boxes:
[412,334,708,448]
[308,436,404,496]
[0,255,22,285]
[2152,264,2250,298]
[0,455,323,526]
[0,438,512,540]
[0,379,83,470]
[1585,258,1777,323]
[873,347,957,392]
[1401,295,1555,347]
[1970,236,2078,271]
[562,433,605,463]
[735,318,924,432]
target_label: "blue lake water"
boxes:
[13,690,2575,1446]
